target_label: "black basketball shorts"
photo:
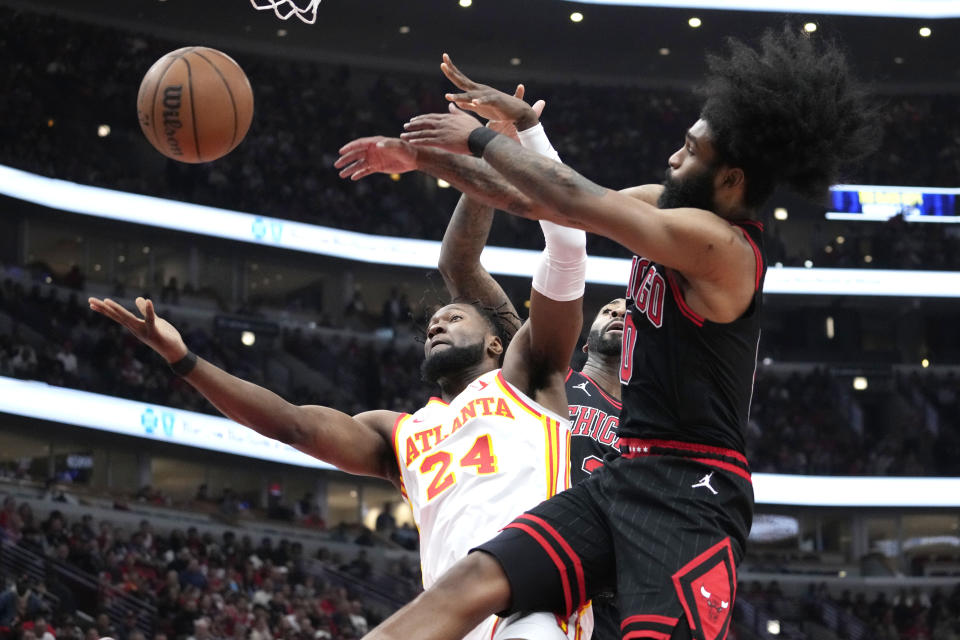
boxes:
[474,439,754,640]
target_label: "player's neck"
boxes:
[437,364,495,402]
[580,357,621,402]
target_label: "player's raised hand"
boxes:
[88,296,188,363]
[401,104,484,154]
[441,54,540,129]
[335,136,418,181]
[485,85,546,141]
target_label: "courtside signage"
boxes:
[3,164,960,297]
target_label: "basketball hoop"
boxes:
[250,0,321,25]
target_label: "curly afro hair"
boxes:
[698,26,880,208]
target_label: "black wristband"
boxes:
[169,351,198,377]
[467,127,499,158]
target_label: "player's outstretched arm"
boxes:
[336,136,545,220]
[401,56,756,323]
[88,296,400,482]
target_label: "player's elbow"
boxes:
[437,253,466,279]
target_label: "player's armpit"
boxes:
[292,407,401,483]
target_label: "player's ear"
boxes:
[582,342,589,354]
[718,166,745,191]
[487,336,504,359]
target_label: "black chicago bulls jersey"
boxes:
[618,220,765,454]
[566,369,621,486]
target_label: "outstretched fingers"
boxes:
[440,53,479,91]
[136,296,156,330]
[337,136,385,158]
[398,130,441,144]
[90,297,144,332]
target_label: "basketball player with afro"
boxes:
[89,98,594,640]
[336,27,877,640]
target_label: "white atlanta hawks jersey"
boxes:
[392,369,570,590]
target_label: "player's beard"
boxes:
[586,326,622,358]
[658,166,718,211]
[421,340,486,385]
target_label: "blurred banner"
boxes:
[4,165,960,297]
[2,375,959,505]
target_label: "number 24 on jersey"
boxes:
[418,435,498,501]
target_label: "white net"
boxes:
[250,0,321,25]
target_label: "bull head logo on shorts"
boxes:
[699,585,729,622]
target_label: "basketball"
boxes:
[137,46,254,163]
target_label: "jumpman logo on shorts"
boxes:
[572,381,591,396]
[691,472,718,495]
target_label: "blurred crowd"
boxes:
[2,8,960,268]
[2,267,958,477]
[746,581,960,640]
[0,269,436,421]
[0,495,421,640]
[747,369,960,476]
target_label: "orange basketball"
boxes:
[137,47,254,163]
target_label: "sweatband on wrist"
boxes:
[517,123,561,162]
[169,351,198,377]
[467,127,499,158]
[532,220,587,302]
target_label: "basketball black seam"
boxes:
[149,55,184,149]
[183,57,202,162]
[191,49,240,152]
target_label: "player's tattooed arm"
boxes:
[335,138,547,219]
[87,296,402,484]
[438,194,522,339]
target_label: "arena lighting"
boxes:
[555,0,960,18]
[687,16,701,27]
[803,22,818,32]
[853,376,868,390]
[1,375,958,505]
[241,331,256,346]
[4,164,960,296]
[459,0,472,7]
[774,207,788,220]
[570,11,585,21]
[767,621,781,635]
[919,26,932,36]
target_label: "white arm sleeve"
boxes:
[518,123,587,302]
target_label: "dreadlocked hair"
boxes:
[697,26,880,208]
